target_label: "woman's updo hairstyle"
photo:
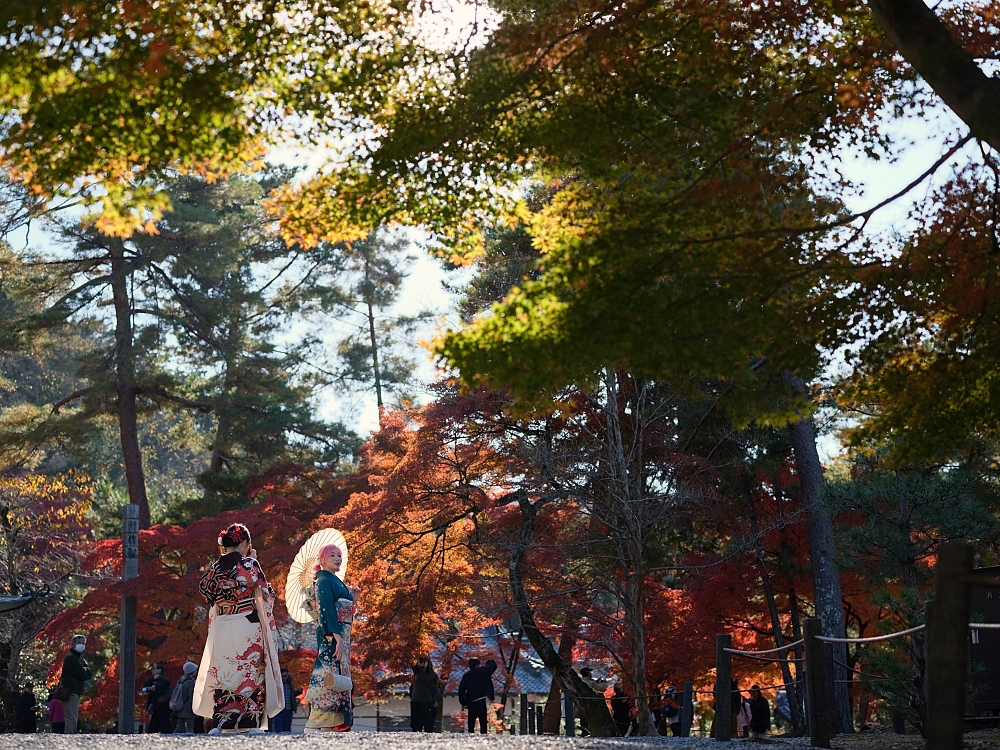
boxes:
[218,523,251,549]
[313,544,342,573]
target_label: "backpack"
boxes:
[168,680,185,712]
[663,701,679,720]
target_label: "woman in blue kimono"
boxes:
[304,544,355,731]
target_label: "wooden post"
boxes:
[823,641,839,737]
[925,542,974,750]
[536,704,544,735]
[118,504,139,734]
[803,617,831,748]
[681,681,694,737]
[564,690,575,736]
[527,701,536,734]
[520,694,528,735]
[892,709,906,734]
[714,633,732,741]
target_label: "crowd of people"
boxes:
[9,520,776,738]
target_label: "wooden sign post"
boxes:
[118,504,139,734]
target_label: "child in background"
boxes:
[48,694,65,734]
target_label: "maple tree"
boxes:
[39,462,358,727]
[0,471,93,727]
[333,377,820,735]
[838,157,1000,465]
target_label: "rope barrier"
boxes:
[814,624,925,643]
[831,659,894,681]
[739,680,801,692]
[723,652,804,663]
[692,681,801,695]
[721,639,804,656]
[969,623,1000,630]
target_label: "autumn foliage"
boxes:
[42,463,362,726]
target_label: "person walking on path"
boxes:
[195,523,284,734]
[174,662,199,733]
[142,662,173,733]
[58,634,90,734]
[304,543,356,732]
[409,656,438,732]
[272,669,300,733]
[48,693,65,734]
[458,658,496,734]
[748,685,771,739]
[15,683,37,733]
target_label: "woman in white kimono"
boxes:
[194,523,284,734]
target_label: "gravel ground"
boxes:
[0,737,809,750]
[0,734,906,750]
[0,731,998,749]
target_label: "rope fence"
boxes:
[814,624,925,643]
[831,659,894,682]
[704,545,1000,748]
[722,639,804,655]
[723,650,804,663]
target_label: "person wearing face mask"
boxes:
[59,635,90,734]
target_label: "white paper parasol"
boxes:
[285,528,349,624]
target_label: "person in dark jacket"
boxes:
[14,683,37,733]
[409,656,438,732]
[59,634,90,734]
[748,685,771,738]
[457,658,496,734]
[271,668,300,733]
[610,684,632,736]
[142,662,173,733]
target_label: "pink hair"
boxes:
[313,544,342,573]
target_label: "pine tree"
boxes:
[1,171,359,525]
[309,230,430,413]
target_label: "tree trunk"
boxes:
[623,551,658,736]
[209,414,231,473]
[543,629,575,733]
[743,474,804,735]
[362,256,384,411]
[782,372,852,734]
[602,371,657,736]
[866,0,1000,153]
[0,640,12,733]
[496,627,524,719]
[110,240,151,529]
[209,358,236,473]
[509,491,618,737]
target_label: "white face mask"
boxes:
[74,643,85,653]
